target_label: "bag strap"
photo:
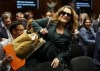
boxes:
[46,17,52,29]
[38,17,52,37]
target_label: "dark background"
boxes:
[0,0,99,20]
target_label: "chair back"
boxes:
[70,56,95,71]
[35,61,64,71]
[67,44,84,61]
[87,43,95,58]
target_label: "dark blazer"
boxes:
[94,29,100,66]
[32,18,72,62]
[0,21,9,39]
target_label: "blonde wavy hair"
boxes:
[52,5,78,33]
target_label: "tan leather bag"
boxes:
[11,33,46,59]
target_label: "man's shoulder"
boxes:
[0,22,2,28]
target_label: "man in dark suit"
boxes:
[0,12,12,42]
[16,12,27,29]
[0,12,12,46]
[94,29,100,71]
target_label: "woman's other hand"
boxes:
[51,58,60,68]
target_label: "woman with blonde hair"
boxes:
[52,5,78,32]
[26,5,78,71]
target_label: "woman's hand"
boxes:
[51,58,60,68]
[40,28,48,35]
[2,55,13,65]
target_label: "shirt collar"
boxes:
[1,21,8,30]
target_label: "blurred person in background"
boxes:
[45,11,52,18]
[16,12,27,29]
[91,13,99,32]
[79,17,96,56]
[0,22,25,71]
[46,0,57,12]
[0,12,12,46]
[78,13,88,30]
[94,27,100,71]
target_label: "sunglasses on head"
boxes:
[60,11,71,17]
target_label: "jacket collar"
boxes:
[48,24,72,40]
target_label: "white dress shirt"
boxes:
[0,21,13,47]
